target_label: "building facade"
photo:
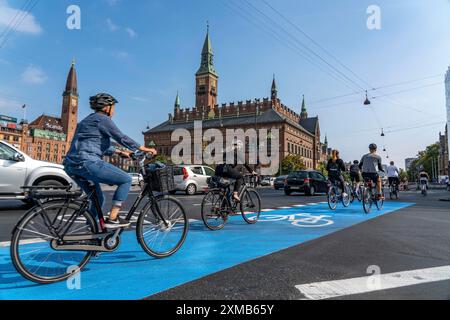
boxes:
[1,62,78,164]
[145,29,329,172]
[445,66,450,176]
[438,125,449,176]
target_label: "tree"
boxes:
[407,143,439,181]
[317,161,327,176]
[281,154,306,174]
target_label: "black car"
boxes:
[284,170,328,196]
[274,175,288,190]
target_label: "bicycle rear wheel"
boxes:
[137,195,188,258]
[201,190,227,230]
[240,189,261,224]
[10,201,97,284]
[362,188,372,214]
[342,184,351,207]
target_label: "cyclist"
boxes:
[349,160,362,191]
[326,150,347,197]
[63,93,157,229]
[418,170,430,190]
[359,143,384,200]
[215,141,257,203]
[387,161,400,191]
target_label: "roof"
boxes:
[299,116,319,134]
[146,108,315,136]
[29,115,64,132]
[196,29,217,77]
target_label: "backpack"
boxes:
[350,164,359,174]
[328,160,340,176]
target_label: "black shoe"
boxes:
[105,217,131,229]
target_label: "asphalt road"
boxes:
[1,187,449,300]
[0,186,327,242]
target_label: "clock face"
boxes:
[199,78,206,86]
[71,99,77,107]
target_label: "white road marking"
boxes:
[295,265,450,300]
[193,204,202,207]
[278,206,292,209]
[292,205,306,207]
[0,238,45,248]
[261,209,275,212]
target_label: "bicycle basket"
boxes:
[145,165,175,192]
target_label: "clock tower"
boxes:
[61,61,78,143]
[195,26,218,111]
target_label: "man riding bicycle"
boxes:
[359,143,384,200]
[418,170,430,189]
[387,161,400,191]
[326,149,348,198]
[63,93,157,229]
[215,140,257,203]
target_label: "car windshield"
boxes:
[289,171,308,179]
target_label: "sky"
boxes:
[0,0,449,169]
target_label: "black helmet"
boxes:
[89,93,118,111]
[369,143,377,150]
[353,160,359,164]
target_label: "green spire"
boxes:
[196,25,217,76]
[324,134,328,146]
[271,74,278,99]
[174,91,180,108]
[301,95,306,112]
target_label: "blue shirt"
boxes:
[65,112,141,163]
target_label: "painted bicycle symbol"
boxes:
[259,212,334,228]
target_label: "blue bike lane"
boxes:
[0,201,413,300]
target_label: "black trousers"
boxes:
[215,164,244,193]
[329,174,345,192]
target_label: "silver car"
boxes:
[0,141,75,202]
[171,165,215,195]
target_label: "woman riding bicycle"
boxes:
[215,140,257,203]
[326,150,348,198]
[63,93,157,229]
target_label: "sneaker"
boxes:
[104,217,131,229]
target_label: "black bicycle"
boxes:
[389,179,399,200]
[10,152,188,284]
[201,176,261,230]
[362,178,384,214]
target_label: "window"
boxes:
[191,167,203,175]
[0,143,16,161]
[203,167,215,177]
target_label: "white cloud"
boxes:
[106,18,118,31]
[112,51,130,60]
[125,27,137,38]
[21,65,47,84]
[0,0,42,35]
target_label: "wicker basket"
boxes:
[145,165,175,192]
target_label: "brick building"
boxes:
[145,29,329,172]
[1,62,78,164]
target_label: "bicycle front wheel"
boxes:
[240,189,261,224]
[10,201,97,284]
[136,196,188,258]
[327,187,338,210]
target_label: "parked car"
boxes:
[284,170,328,196]
[260,176,275,186]
[274,175,288,190]
[0,141,76,202]
[171,165,216,195]
[129,173,143,186]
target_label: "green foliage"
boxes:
[316,162,327,176]
[281,154,306,174]
[407,143,439,181]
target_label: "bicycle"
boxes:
[420,180,428,197]
[389,179,399,200]
[327,178,351,210]
[201,176,261,230]
[361,178,384,214]
[10,152,189,284]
